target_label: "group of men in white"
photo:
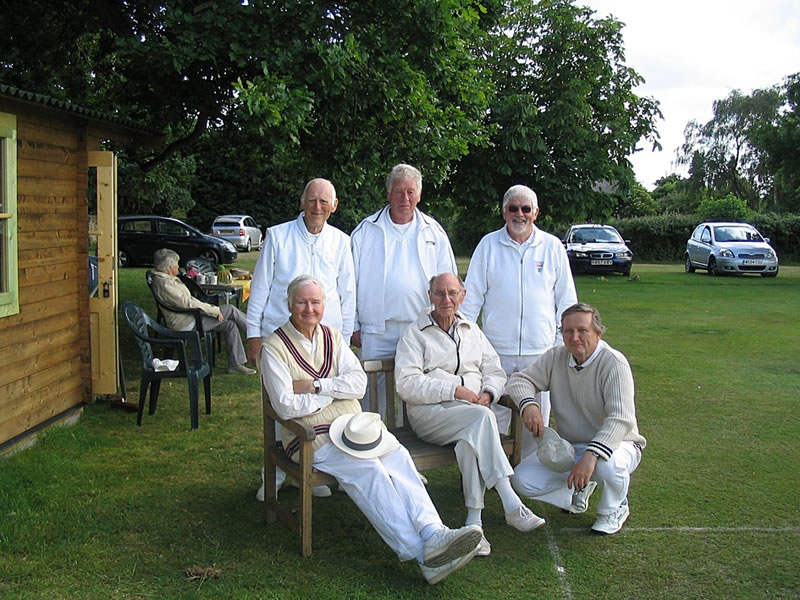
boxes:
[244,164,646,584]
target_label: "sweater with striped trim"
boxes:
[263,323,361,460]
[506,341,646,460]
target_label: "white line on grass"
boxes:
[543,524,574,600]
[560,526,800,534]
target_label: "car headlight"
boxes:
[223,241,236,251]
[615,251,631,258]
[766,249,775,259]
[570,251,588,258]
[719,248,734,258]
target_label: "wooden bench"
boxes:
[261,356,523,557]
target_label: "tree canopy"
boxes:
[1,0,662,240]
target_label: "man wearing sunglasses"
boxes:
[462,185,576,457]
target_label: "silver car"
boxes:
[210,214,264,252]
[685,222,778,277]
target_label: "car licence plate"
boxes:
[590,259,613,265]
[220,230,236,235]
[742,259,764,265]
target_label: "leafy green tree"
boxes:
[651,174,696,214]
[678,86,784,211]
[756,73,800,212]
[448,0,662,249]
[696,193,753,222]
[611,181,660,219]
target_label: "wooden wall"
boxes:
[0,102,90,446]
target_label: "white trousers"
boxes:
[511,441,641,515]
[408,402,514,509]
[499,353,550,459]
[313,442,442,561]
[360,321,411,425]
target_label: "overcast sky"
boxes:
[582,0,800,190]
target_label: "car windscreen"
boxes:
[713,226,763,243]
[213,220,239,227]
[572,228,622,243]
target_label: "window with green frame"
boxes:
[0,112,19,317]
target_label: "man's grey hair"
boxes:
[502,185,538,210]
[299,178,337,209]
[561,302,607,335]
[428,272,465,292]
[386,163,422,195]
[153,248,180,273]
[286,274,326,310]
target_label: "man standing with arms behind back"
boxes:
[462,184,576,453]
[350,164,457,417]
[247,177,355,499]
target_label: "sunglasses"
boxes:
[507,205,533,214]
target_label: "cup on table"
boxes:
[207,274,218,285]
[196,274,207,284]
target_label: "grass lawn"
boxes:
[1,258,799,599]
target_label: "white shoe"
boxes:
[420,549,477,585]
[591,499,630,535]
[570,481,598,514]
[289,479,332,497]
[505,505,546,532]
[475,534,491,557]
[422,524,482,568]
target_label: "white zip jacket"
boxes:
[462,225,577,356]
[395,310,507,413]
[246,214,356,339]
[350,206,456,335]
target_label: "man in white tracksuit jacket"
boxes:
[246,178,355,358]
[247,178,355,499]
[350,164,456,417]
[462,185,576,455]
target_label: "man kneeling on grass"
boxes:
[507,303,646,535]
[259,275,481,584]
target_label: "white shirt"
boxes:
[260,322,366,421]
[246,214,356,339]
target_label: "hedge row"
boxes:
[606,213,800,263]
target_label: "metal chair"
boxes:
[122,302,212,429]
[145,270,217,366]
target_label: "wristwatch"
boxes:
[312,379,321,394]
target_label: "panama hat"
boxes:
[536,427,575,472]
[329,412,399,459]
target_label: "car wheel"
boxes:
[622,267,631,277]
[707,256,718,276]
[118,248,131,268]
[684,254,695,273]
[245,237,252,252]
[761,267,779,278]
[200,250,219,264]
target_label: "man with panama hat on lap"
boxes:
[259,274,481,583]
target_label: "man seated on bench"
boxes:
[151,248,255,375]
[259,274,482,584]
[395,273,546,557]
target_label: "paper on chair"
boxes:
[152,358,179,372]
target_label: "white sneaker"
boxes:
[289,479,332,497]
[422,524,482,568]
[475,534,491,557]
[570,481,598,514]
[591,499,630,535]
[505,505,546,532]
[420,549,477,585]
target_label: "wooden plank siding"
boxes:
[0,104,90,445]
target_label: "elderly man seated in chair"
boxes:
[150,248,255,375]
[395,273,546,558]
[259,274,482,584]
